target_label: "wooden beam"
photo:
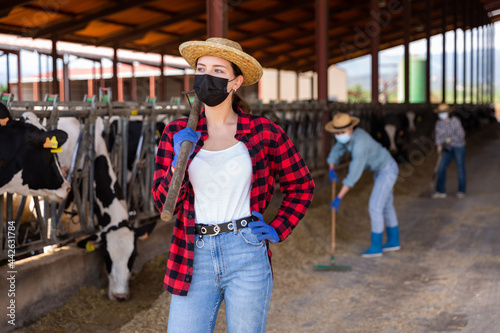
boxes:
[34,0,158,38]
[96,6,206,46]
[0,0,32,18]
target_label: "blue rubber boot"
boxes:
[362,232,383,258]
[382,226,401,252]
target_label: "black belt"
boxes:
[195,215,259,236]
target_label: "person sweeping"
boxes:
[152,37,314,332]
[326,113,400,258]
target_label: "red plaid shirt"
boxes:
[152,108,315,296]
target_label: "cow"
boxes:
[0,105,70,202]
[56,116,154,301]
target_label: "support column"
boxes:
[492,24,495,104]
[183,72,190,95]
[160,54,165,101]
[38,53,43,101]
[63,54,70,101]
[206,0,227,38]
[463,1,467,104]
[118,77,123,102]
[52,37,58,95]
[17,51,22,101]
[131,63,137,102]
[315,0,328,102]
[113,46,118,101]
[441,0,446,103]
[371,0,380,105]
[426,0,431,104]
[296,71,300,101]
[149,76,156,99]
[6,53,10,93]
[100,59,105,89]
[404,0,411,105]
[277,69,281,102]
[33,81,39,102]
[87,79,94,98]
[453,1,457,104]
[470,4,475,104]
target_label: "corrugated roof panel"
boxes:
[74,21,125,38]
[1,8,64,28]
[105,8,165,25]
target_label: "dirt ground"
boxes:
[17,122,500,333]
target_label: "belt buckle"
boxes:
[208,223,220,236]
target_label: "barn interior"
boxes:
[1,1,500,332]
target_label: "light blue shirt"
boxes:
[327,128,393,188]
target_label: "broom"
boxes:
[313,177,352,271]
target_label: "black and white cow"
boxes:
[0,106,70,201]
[57,117,154,301]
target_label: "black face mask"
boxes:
[193,74,235,107]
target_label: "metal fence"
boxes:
[1,99,492,261]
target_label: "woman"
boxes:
[326,113,400,258]
[152,37,314,332]
[433,103,466,199]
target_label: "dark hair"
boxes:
[230,62,252,114]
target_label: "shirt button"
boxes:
[185,276,191,282]
[188,214,193,219]
[188,240,192,245]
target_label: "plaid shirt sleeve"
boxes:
[243,115,314,241]
[266,120,315,241]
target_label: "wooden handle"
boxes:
[161,96,202,222]
[331,179,336,255]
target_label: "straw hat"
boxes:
[179,37,263,86]
[325,113,360,133]
[434,103,453,113]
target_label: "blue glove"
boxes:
[249,211,280,244]
[172,127,201,167]
[330,196,341,212]
[329,168,338,183]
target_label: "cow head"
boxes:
[0,112,71,201]
[78,222,155,301]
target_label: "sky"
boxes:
[1,22,500,89]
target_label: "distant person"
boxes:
[432,103,466,199]
[326,113,400,258]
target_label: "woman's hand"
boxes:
[249,211,279,243]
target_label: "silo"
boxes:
[397,56,426,103]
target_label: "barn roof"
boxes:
[0,0,495,72]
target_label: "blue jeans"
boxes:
[436,146,466,194]
[369,159,399,234]
[167,227,273,333]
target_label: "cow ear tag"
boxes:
[50,136,63,153]
[86,241,96,252]
[43,137,53,148]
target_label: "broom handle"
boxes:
[331,178,336,255]
[161,96,202,222]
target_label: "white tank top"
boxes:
[188,141,252,224]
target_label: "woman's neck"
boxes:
[204,97,237,126]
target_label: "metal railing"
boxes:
[1,99,493,261]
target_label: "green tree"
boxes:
[348,84,370,103]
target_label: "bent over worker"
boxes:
[326,113,400,258]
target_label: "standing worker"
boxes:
[152,37,315,332]
[326,113,400,258]
[432,103,466,199]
